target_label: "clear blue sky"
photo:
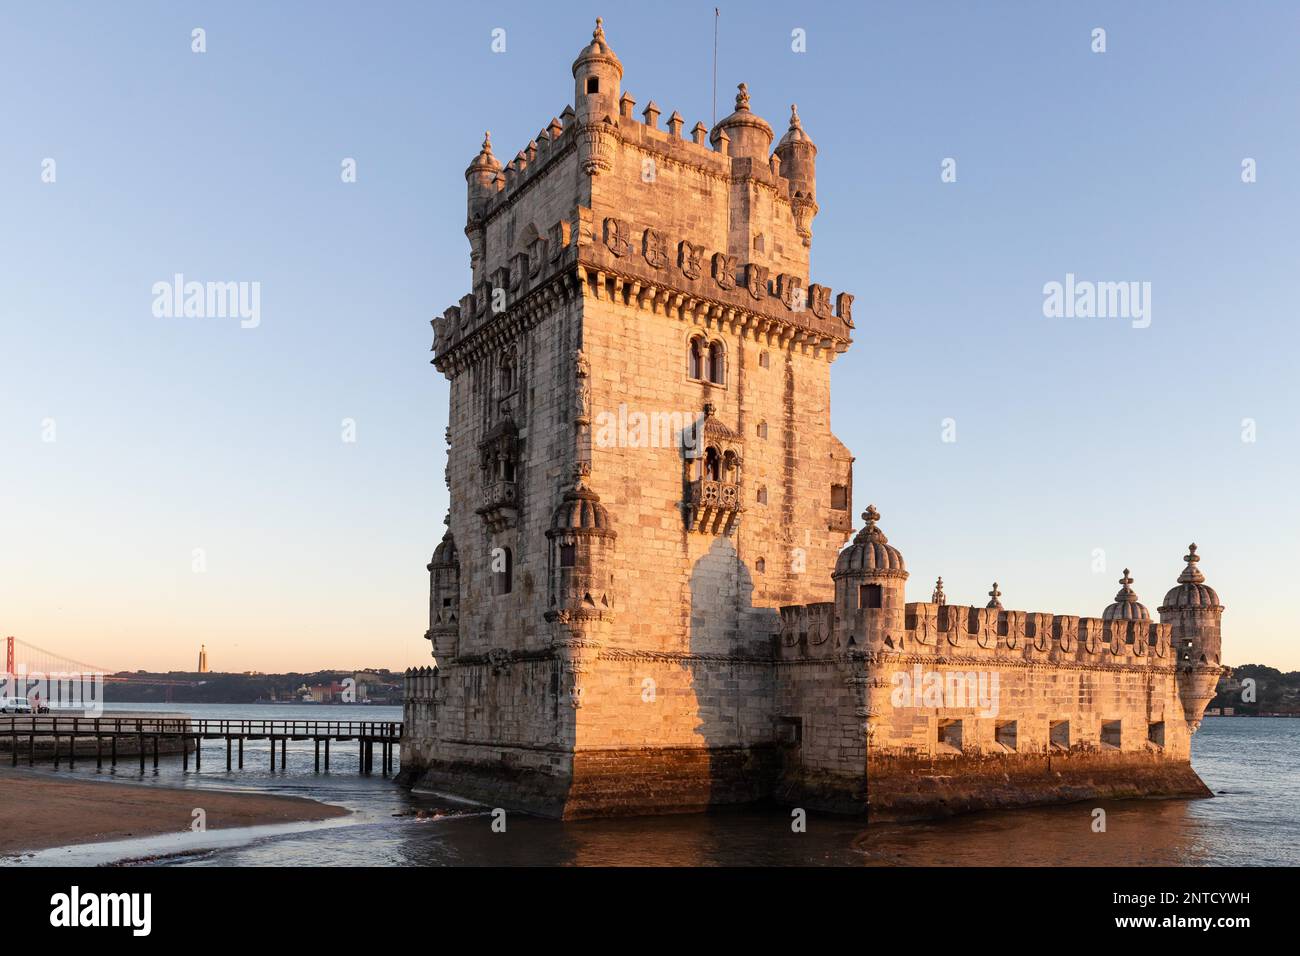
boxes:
[2,1,1296,672]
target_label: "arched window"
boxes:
[499,353,516,394]
[559,542,576,568]
[688,337,704,380]
[586,77,600,95]
[704,447,721,481]
[707,341,725,385]
[756,557,766,574]
[756,485,768,505]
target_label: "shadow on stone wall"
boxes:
[687,535,778,808]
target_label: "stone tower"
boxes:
[1159,543,1226,731]
[408,19,856,816]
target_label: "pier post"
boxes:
[68,735,74,769]
[183,742,189,772]
[28,734,34,766]
[10,733,15,767]
[270,738,276,772]
[53,735,59,768]
[138,735,145,773]
[281,737,286,769]
[111,735,116,767]
[226,737,232,772]
[194,736,201,771]
[359,738,365,774]
[314,738,320,773]
[324,738,330,771]
[96,736,102,770]
[238,737,244,769]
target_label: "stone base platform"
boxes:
[408,746,1213,821]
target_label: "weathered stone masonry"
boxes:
[402,19,1225,819]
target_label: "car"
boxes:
[1,697,33,715]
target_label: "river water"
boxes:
[9,703,1298,866]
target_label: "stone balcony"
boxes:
[687,478,742,534]
[476,479,518,532]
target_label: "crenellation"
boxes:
[404,18,1224,821]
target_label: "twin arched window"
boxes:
[687,336,726,386]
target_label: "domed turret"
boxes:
[545,481,616,619]
[834,505,906,577]
[1160,543,1221,610]
[549,481,612,533]
[572,17,622,117]
[1103,568,1151,621]
[710,83,774,163]
[1159,543,1225,732]
[465,132,501,221]
[425,517,460,662]
[774,104,818,245]
[833,505,908,649]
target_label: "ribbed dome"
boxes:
[1161,544,1222,609]
[572,17,622,77]
[429,525,458,570]
[550,482,613,533]
[776,104,815,150]
[710,83,773,150]
[465,132,501,178]
[1103,568,1150,621]
[834,505,906,576]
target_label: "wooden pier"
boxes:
[0,716,402,775]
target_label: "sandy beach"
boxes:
[0,770,349,855]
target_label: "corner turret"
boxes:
[425,515,460,663]
[833,505,908,648]
[710,83,774,163]
[1159,543,1225,731]
[572,17,622,119]
[774,105,818,246]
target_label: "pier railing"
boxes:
[0,716,401,739]
[1,716,403,775]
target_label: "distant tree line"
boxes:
[1212,664,1300,715]
[101,670,403,705]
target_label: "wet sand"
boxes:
[0,769,349,855]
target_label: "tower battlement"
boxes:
[404,20,1225,821]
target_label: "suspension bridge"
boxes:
[4,635,203,687]
[2,636,402,775]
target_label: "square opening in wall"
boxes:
[995,720,1018,752]
[1050,719,1070,751]
[1148,721,1165,747]
[937,718,963,754]
[1101,719,1122,749]
[859,584,882,609]
[776,715,802,746]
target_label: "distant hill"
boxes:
[1212,664,1300,715]
[103,669,403,705]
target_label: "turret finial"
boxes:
[987,582,1003,609]
[1177,543,1206,585]
[593,16,605,40]
[789,104,801,127]
[932,576,946,605]
[735,82,750,111]
[482,131,492,153]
